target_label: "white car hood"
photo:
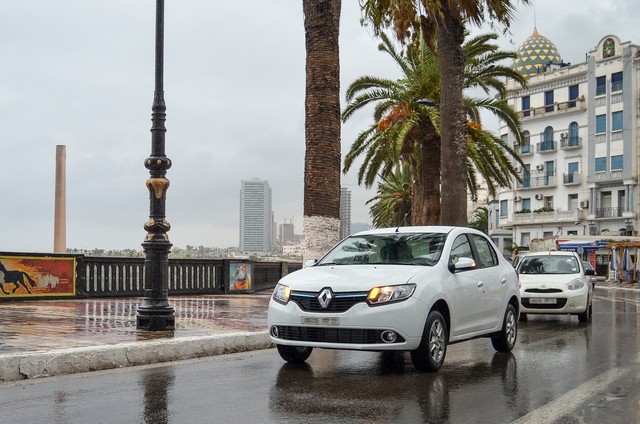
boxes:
[278,264,427,292]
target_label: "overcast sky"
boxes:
[2,0,639,252]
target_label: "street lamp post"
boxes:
[136,0,175,331]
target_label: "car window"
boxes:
[470,234,498,268]
[450,235,474,265]
[317,233,446,266]
[519,255,580,274]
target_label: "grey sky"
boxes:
[1,0,639,252]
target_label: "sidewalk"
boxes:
[0,294,273,382]
[1,282,638,383]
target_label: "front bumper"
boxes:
[267,296,427,351]
[520,290,589,314]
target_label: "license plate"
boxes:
[529,298,557,304]
[301,316,340,326]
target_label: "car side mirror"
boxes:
[449,257,477,273]
[303,259,318,268]
[584,269,595,276]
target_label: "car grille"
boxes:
[525,288,563,294]
[521,298,568,309]
[290,291,368,312]
[274,326,405,344]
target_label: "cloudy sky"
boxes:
[2,0,639,252]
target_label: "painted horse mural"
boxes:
[0,262,37,295]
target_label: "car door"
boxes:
[468,234,505,330]
[446,234,485,337]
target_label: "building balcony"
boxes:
[536,140,556,153]
[512,209,583,225]
[595,207,622,219]
[516,173,557,190]
[591,170,623,183]
[563,172,582,185]
[518,144,533,156]
[560,136,582,149]
[518,98,586,120]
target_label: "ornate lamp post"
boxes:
[137,0,175,331]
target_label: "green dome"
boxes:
[511,29,562,78]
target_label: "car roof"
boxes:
[351,226,466,236]
[520,251,578,257]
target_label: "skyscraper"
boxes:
[239,178,273,252]
[339,187,352,239]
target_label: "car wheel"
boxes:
[578,303,592,323]
[276,344,313,363]
[491,304,517,352]
[411,310,447,372]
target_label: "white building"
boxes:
[339,187,352,239]
[239,178,273,253]
[492,31,639,274]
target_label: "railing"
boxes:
[513,209,580,224]
[517,173,557,189]
[0,253,301,300]
[536,140,556,153]
[560,137,582,149]
[596,207,622,218]
[563,172,582,185]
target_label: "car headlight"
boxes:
[567,278,585,290]
[272,283,291,304]
[367,284,416,305]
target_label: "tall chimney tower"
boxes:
[54,145,66,253]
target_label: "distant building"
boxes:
[339,187,352,239]
[280,219,295,244]
[239,178,273,253]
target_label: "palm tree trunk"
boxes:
[436,4,467,226]
[303,0,342,261]
[412,123,440,226]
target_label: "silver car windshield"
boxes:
[316,233,447,266]
[519,256,580,274]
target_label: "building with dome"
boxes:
[511,28,565,78]
[489,32,640,276]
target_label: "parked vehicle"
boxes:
[516,251,594,322]
[267,226,521,372]
[582,261,597,288]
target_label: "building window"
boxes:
[500,200,508,217]
[611,155,623,171]
[612,111,623,132]
[568,85,579,108]
[521,233,530,247]
[522,96,530,117]
[595,157,607,172]
[568,122,579,146]
[568,194,578,210]
[611,71,623,92]
[596,114,607,134]
[596,76,606,96]
[567,162,579,183]
[544,196,554,210]
[522,198,531,211]
[521,130,531,154]
[544,90,554,112]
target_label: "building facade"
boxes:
[492,32,639,269]
[239,178,273,253]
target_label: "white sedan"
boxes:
[517,251,594,322]
[267,226,521,371]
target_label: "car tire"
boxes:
[411,310,447,372]
[491,304,517,352]
[578,303,592,323]
[276,344,313,363]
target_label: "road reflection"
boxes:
[139,367,175,424]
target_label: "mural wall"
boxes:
[0,256,76,298]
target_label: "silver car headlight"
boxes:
[567,278,585,290]
[367,284,416,305]
[272,283,291,304]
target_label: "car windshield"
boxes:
[316,233,447,266]
[519,256,580,274]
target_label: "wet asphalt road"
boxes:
[1,289,639,424]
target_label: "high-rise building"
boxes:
[339,187,352,239]
[280,219,295,244]
[239,178,273,252]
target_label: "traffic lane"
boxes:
[0,295,638,424]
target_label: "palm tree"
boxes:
[359,0,531,226]
[302,0,342,261]
[342,30,524,224]
[468,206,489,234]
[367,163,413,227]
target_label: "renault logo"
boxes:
[318,288,333,308]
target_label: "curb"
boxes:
[0,331,273,383]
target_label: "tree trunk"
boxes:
[436,4,468,226]
[303,0,342,261]
[412,122,440,226]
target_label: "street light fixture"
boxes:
[136,0,175,331]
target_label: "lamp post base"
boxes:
[137,304,175,331]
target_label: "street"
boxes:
[1,288,639,424]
